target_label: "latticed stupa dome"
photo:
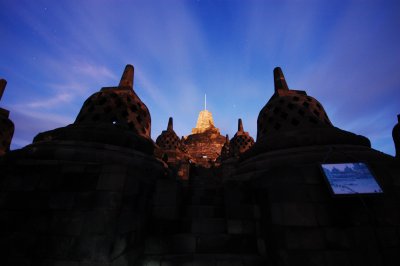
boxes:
[156,117,182,150]
[75,64,151,138]
[252,67,370,153]
[230,119,254,157]
[257,67,332,141]
[33,64,154,154]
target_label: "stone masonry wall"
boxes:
[0,140,164,265]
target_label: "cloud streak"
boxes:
[0,0,398,156]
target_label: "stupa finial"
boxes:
[273,67,289,92]
[119,64,134,89]
[238,118,244,132]
[167,117,173,131]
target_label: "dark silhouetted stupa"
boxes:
[0,65,399,266]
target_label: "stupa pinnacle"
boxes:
[191,94,216,134]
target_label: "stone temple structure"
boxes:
[229,118,255,158]
[155,117,191,180]
[183,107,226,167]
[0,65,400,266]
[0,79,14,156]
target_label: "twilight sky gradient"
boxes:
[0,0,399,155]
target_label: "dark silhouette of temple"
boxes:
[0,65,399,266]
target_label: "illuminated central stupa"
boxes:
[192,109,217,134]
[183,96,225,167]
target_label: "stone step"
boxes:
[139,253,267,266]
[183,205,225,219]
[144,234,259,255]
[190,194,224,205]
[187,218,227,234]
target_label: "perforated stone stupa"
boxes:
[0,79,14,156]
[1,64,400,266]
[229,118,254,158]
[34,64,154,154]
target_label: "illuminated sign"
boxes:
[320,163,383,195]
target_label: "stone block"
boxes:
[324,251,351,266]
[49,211,84,236]
[97,173,126,191]
[37,174,64,190]
[285,228,325,249]
[227,220,242,234]
[225,204,255,219]
[82,210,118,235]
[349,226,378,249]
[377,227,400,248]
[286,250,326,266]
[68,236,102,261]
[152,205,178,220]
[153,191,178,206]
[35,236,75,260]
[324,227,353,249]
[314,203,333,226]
[197,234,230,253]
[60,173,99,192]
[145,234,196,254]
[382,248,400,266]
[191,218,226,234]
[2,173,38,191]
[54,261,79,266]
[185,205,223,219]
[299,164,323,184]
[271,202,318,226]
[101,164,127,175]
[62,163,86,174]
[49,192,76,210]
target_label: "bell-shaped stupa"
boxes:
[34,65,154,154]
[229,119,254,157]
[251,67,370,154]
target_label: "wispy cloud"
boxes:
[1,0,399,155]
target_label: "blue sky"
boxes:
[0,0,399,155]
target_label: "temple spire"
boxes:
[167,117,173,131]
[238,118,243,132]
[119,64,134,89]
[273,67,289,92]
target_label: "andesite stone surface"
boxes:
[1,65,399,266]
[0,79,14,156]
[184,109,226,167]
